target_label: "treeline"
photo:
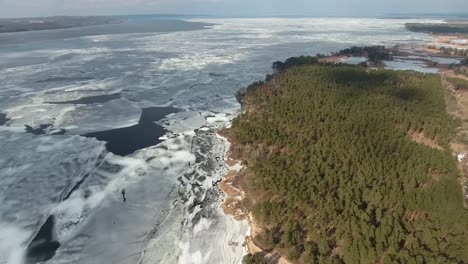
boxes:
[237,56,322,106]
[437,46,468,57]
[406,23,468,34]
[335,46,393,63]
[273,56,319,72]
[232,61,467,263]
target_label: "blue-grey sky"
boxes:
[0,0,467,18]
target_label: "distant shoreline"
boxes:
[0,16,124,34]
[0,19,213,46]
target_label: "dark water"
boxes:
[25,215,60,264]
[24,124,52,135]
[37,76,94,83]
[84,106,178,156]
[0,113,8,125]
[46,93,121,105]
[25,124,67,135]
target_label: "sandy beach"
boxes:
[219,131,292,264]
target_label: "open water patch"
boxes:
[36,76,94,83]
[0,113,9,125]
[24,124,52,135]
[84,106,179,156]
[45,93,121,105]
[25,215,61,264]
[24,124,67,135]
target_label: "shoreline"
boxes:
[217,131,257,257]
[218,130,292,264]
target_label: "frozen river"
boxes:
[0,17,438,264]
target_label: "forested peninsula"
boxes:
[223,57,468,264]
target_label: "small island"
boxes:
[221,53,468,263]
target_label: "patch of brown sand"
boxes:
[220,135,292,263]
[434,35,468,49]
[318,56,345,63]
[220,170,247,221]
[408,130,444,150]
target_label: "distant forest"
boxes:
[229,59,468,263]
[406,23,468,34]
[335,46,393,63]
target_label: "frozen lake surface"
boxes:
[0,17,439,264]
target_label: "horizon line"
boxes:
[0,12,468,20]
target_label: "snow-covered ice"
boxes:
[458,153,466,162]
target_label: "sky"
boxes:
[0,0,467,18]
